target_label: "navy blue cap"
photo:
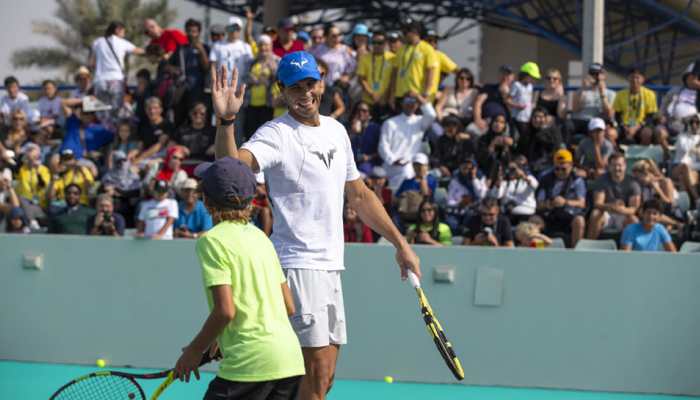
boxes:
[194,157,256,209]
[277,51,321,87]
[154,179,169,193]
[9,207,25,220]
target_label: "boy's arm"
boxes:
[281,282,295,316]
[174,284,235,382]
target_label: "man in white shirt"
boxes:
[0,76,32,126]
[378,93,436,190]
[89,21,144,124]
[136,180,178,240]
[208,53,421,400]
[209,16,253,86]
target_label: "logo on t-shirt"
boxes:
[310,147,337,169]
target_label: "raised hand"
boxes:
[210,64,247,121]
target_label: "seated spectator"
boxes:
[59,98,114,161]
[69,66,93,99]
[430,115,476,178]
[534,68,567,123]
[0,168,19,216]
[108,121,142,169]
[620,200,676,252]
[37,79,62,121]
[48,184,96,234]
[87,194,125,236]
[395,153,437,200]
[470,65,514,136]
[574,117,615,179]
[174,102,215,161]
[6,207,31,234]
[2,109,30,155]
[136,180,178,240]
[15,143,51,213]
[488,155,538,223]
[136,97,176,161]
[28,120,60,166]
[367,166,392,214]
[272,17,305,58]
[613,68,660,145]
[631,159,680,228]
[347,102,381,175]
[47,149,95,207]
[174,178,212,239]
[379,93,436,190]
[151,146,188,194]
[251,173,273,236]
[102,150,142,195]
[514,221,552,247]
[570,63,615,136]
[477,113,514,178]
[587,153,641,239]
[526,107,564,173]
[0,76,33,125]
[671,113,700,205]
[660,71,698,136]
[536,149,587,247]
[444,157,487,234]
[463,197,514,247]
[435,68,478,123]
[343,203,373,243]
[405,200,452,246]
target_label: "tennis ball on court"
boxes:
[96,359,106,368]
[384,375,394,384]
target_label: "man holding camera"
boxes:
[87,194,125,236]
[571,63,616,136]
[462,197,515,247]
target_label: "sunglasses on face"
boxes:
[481,212,497,217]
[372,40,385,45]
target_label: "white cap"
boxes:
[412,152,429,165]
[257,34,272,45]
[587,117,606,132]
[181,178,198,190]
[227,16,243,27]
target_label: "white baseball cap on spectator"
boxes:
[588,117,606,132]
[181,178,198,191]
[257,34,272,45]
[412,152,429,165]
[370,166,387,178]
[227,16,243,30]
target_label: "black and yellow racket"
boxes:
[408,271,465,380]
[49,349,219,400]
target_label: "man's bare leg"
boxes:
[298,345,340,400]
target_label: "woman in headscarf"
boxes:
[154,146,188,192]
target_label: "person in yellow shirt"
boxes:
[15,143,51,209]
[387,31,403,54]
[425,29,458,99]
[356,30,395,120]
[389,19,439,106]
[244,34,280,140]
[613,68,659,144]
[47,149,94,206]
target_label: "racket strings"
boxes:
[52,375,144,400]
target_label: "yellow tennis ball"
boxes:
[384,375,394,384]
[96,359,106,368]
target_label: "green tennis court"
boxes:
[2,360,696,400]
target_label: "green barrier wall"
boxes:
[0,235,698,395]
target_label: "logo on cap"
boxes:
[290,58,308,69]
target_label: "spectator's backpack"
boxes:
[397,191,424,222]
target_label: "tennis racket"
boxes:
[49,349,219,400]
[408,271,465,380]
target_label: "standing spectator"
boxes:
[424,29,458,98]
[87,194,125,236]
[536,149,587,247]
[534,68,567,123]
[343,203,373,243]
[620,200,676,252]
[613,68,659,144]
[315,59,346,120]
[272,17,305,57]
[390,19,438,104]
[570,63,615,136]
[435,68,478,123]
[0,76,32,125]
[462,197,514,247]
[444,158,487,234]
[5,207,31,234]
[378,93,436,189]
[356,30,395,119]
[133,68,155,123]
[671,113,700,205]
[387,31,403,53]
[154,146,188,192]
[144,18,188,59]
[48,184,96,234]
[488,155,539,223]
[47,149,95,207]
[510,62,540,153]
[174,178,212,239]
[405,200,452,246]
[243,34,279,140]
[136,180,178,240]
[347,102,381,175]
[430,115,476,177]
[309,26,325,53]
[209,16,253,86]
[587,153,641,239]
[169,18,210,123]
[574,117,615,179]
[69,66,93,99]
[471,65,515,135]
[311,24,356,87]
[174,102,215,161]
[350,24,371,59]
[136,97,175,160]
[37,80,62,121]
[90,21,145,123]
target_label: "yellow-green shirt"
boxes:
[612,86,658,126]
[392,40,439,98]
[196,221,305,382]
[407,222,453,246]
[248,62,275,107]
[52,166,95,206]
[15,165,51,208]
[432,50,458,94]
[357,51,395,104]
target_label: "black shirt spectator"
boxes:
[174,102,215,160]
[431,115,476,176]
[48,184,96,234]
[463,197,514,247]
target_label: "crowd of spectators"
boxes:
[1,12,699,253]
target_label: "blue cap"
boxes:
[9,207,25,220]
[352,24,370,36]
[194,157,256,209]
[297,30,310,43]
[277,51,321,86]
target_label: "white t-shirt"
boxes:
[92,35,136,82]
[0,92,31,123]
[138,198,178,239]
[674,133,700,169]
[209,40,253,84]
[509,81,534,123]
[37,96,62,119]
[241,113,361,270]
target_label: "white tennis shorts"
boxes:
[284,269,347,347]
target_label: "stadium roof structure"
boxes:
[190,0,700,83]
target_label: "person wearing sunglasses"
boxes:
[152,146,189,192]
[534,68,567,123]
[0,76,32,126]
[48,183,96,235]
[357,30,395,119]
[175,102,215,161]
[405,200,452,246]
[535,149,587,247]
[462,197,514,247]
[310,24,356,87]
[436,67,477,123]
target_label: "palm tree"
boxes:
[12,0,177,80]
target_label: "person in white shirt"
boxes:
[89,21,144,124]
[136,180,178,240]
[444,157,487,233]
[671,113,700,204]
[378,93,436,190]
[209,53,420,400]
[209,16,253,86]
[37,80,63,121]
[0,76,32,126]
[509,62,539,152]
[487,155,539,220]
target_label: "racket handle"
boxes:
[408,271,421,288]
